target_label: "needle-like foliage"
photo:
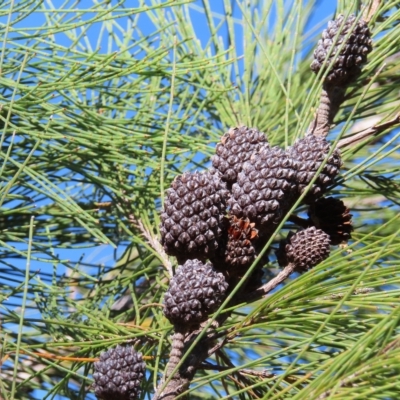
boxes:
[0,1,399,399]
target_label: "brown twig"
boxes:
[153,327,188,400]
[215,350,263,398]
[153,324,214,400]
[363,0,382,23]
[238,263,296,303]
[208,336,228,357]
[337,113,400,149]
[307,85,346,138]
[378,338,400,356]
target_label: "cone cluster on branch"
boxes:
[91,13,371,400]
[157,14,370,329]
[158,122,351,325]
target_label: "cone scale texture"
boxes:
[163,259,229,325]
[311,14,372,86]
[93,345,145,400]
[224,216,258,269]
[276,227,331,272]
[288,135,342,202]
[160,171,228,262]
[212,126,268,185]
[228,146,298,236]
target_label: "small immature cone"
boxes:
[275,227,331,273]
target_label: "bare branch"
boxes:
[238,263,295,303]
[363,0,382,23]
[307,86,346,138]
[337,113,400,149]
[153,327,188,400]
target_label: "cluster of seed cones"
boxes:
[159,12,371,329]
[91,13,371,400]
[159,124,353,326]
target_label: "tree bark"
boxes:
[308,85,346,138]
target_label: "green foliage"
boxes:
[0,0,399,399]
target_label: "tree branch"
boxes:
[153,325,213,400]
[153,327,188,400]
[238,263,296,303]
[363,0,382,23]
[307,85,346,138]
[337,113,400,149]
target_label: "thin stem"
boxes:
[238,263,296,303]
[337,113,400,149]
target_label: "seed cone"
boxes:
[288,135,342,203]
[228,146,298,237]
[160,171,229,262]
[308,197,353,245]
[212,126,268,185]
[276,227,331,272]
[93,345,145,400]
[163,259,229,325]
[311,14,372,86]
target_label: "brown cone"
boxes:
[275,227,331,272]
[308,197,353,245]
